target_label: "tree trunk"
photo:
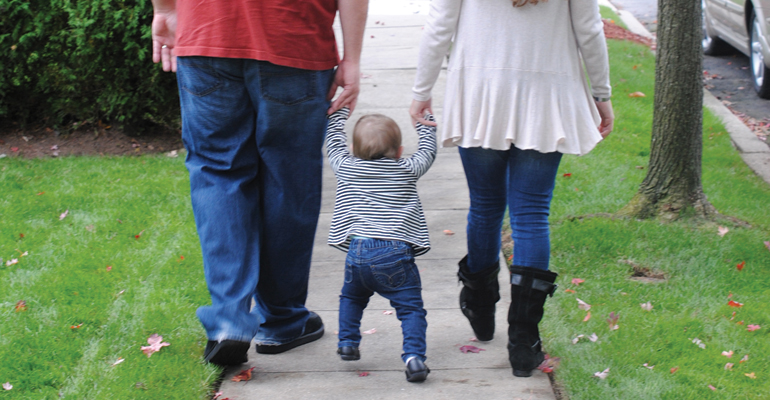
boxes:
[618,0,715,221]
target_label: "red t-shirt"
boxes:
[175,0,339,71]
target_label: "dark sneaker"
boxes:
[337,346,361,361]
[405,357,430,383]
[255,312,325,354]
[203,340,250,366]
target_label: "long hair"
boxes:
[511,0,548,6]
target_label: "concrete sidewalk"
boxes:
[217,13,557,400]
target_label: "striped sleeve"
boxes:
[326,107,351,173]
[401,113,438,178]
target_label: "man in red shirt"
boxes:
[151,0,367,367]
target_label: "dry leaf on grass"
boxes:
[593,368,610,379]
[141,334,170,357]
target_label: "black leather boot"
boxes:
[458,255,501,341]
[507,266,558,377]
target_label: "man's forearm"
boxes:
[337,0,368,62]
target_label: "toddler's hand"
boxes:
[410,99,437,127]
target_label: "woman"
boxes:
[410,0,614,377]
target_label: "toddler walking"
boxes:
[326,108,437,382]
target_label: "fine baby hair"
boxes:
[352,114,402,160]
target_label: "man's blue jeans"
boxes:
[176,56,334,344]
[458,146,563,272]
[338,238,428,363]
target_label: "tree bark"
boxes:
[619,0,715,220]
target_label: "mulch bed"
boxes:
[0,122,183,159]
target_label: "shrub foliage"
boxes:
[0,0,179,131]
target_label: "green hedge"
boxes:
[0,0,179,132]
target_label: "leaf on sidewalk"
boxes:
[459,345,485,354]
[231,367,255,382]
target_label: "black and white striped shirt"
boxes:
[326,108,437,256]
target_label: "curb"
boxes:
[703,89,770,184]
[605,0,770,185]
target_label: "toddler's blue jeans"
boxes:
[338,238,427,363]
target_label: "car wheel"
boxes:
[702,0,729,55]
[750,13,770,98]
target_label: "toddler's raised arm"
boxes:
[404,113,438,178]
[326,107,351,173]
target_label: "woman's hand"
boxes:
[595,100,614,138]
[410,99,437,127]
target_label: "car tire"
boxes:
[749,12,770,98]
[702,0,729,55]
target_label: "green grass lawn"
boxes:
[0,157,219,399]
[526,14,770,399]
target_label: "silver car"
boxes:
[703,0,770,98]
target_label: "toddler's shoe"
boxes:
[337,346,361,361]
[405,356,430,382]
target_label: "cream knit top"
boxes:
[412,0,611,155]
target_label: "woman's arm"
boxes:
[570,0,611,100]
[412,0,464,102]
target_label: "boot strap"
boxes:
[510,274,558,297]
[458,266,500,290]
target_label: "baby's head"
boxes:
[352,114,403,160]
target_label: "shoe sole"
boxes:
[204,341,250,366]
[405,367,430,383]
[256,325,325,354]
[339,354,360,361]
[513,369,534,377]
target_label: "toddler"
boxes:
[326,107,437,383]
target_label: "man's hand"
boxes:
[152,9,178,72]
[327,59,360,114]
[595,100,614,138]
[410,99,437,127]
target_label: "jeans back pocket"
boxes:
[258,62,317,105]
[177,57,224,97]
[370,260,408,290]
